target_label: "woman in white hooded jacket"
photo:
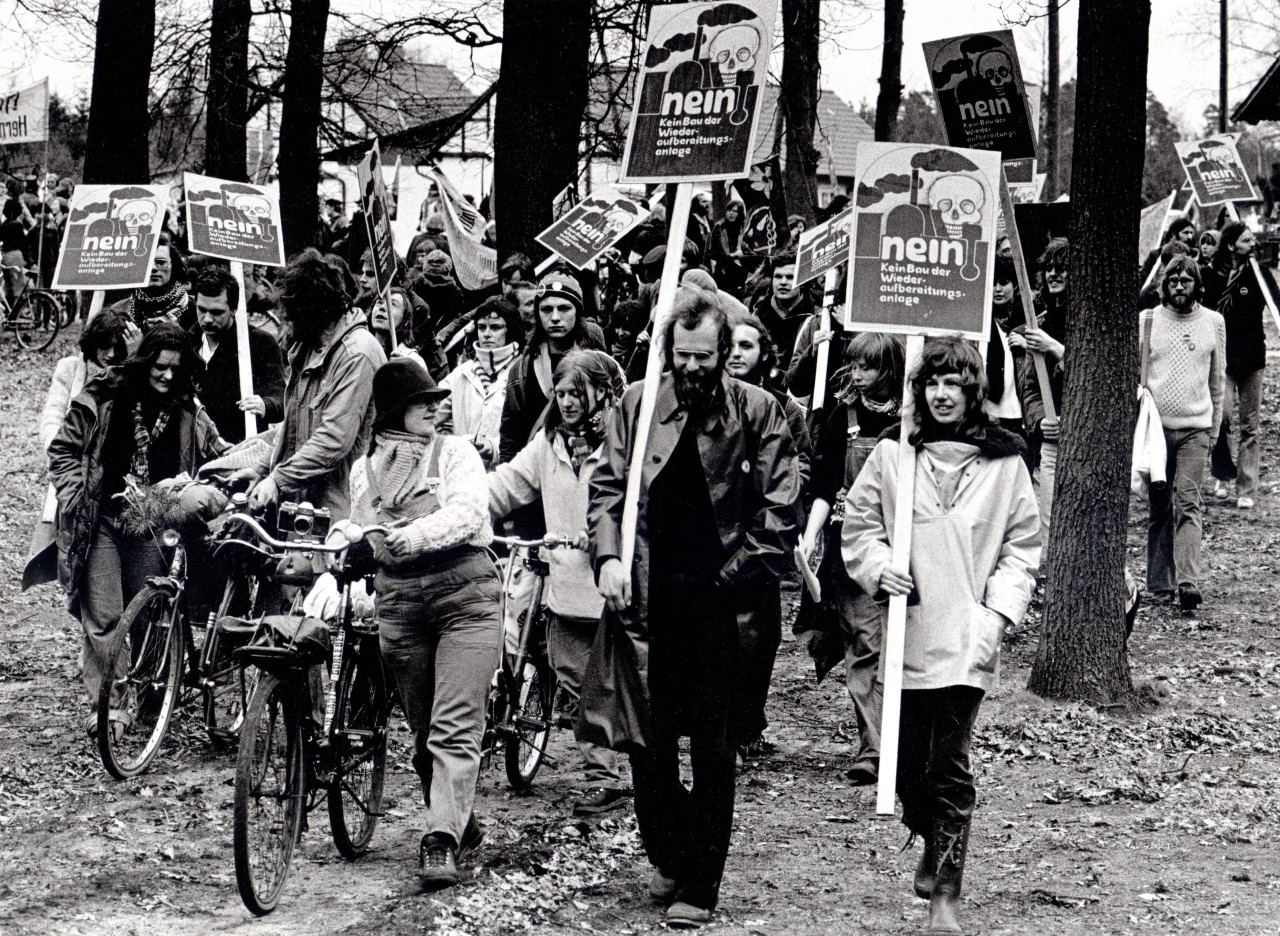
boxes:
[842,336,1040,936]
[488,349,629,817]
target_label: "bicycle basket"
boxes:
[236,614,331,675]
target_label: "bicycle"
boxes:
[2,263,60,351]
[482,533,584,790]
[230,515,394,916]
[97,489,277,779]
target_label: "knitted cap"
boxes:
[536,273,584,315]
[424,249,453,275]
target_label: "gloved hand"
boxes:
[302,573,343,620]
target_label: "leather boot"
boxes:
[910,830,935,899]
[926,819,969,935]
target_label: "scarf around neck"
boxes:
[130,399,174,486]
[473,341,519,386]
[370,430,438,510]
[555,406,609,475]
[130,282,188,328]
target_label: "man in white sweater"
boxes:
[1141,257,1226,611]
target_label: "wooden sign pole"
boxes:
[230,261,258,438]
[998,165,1056,421]
[619,183,693,571]
[875,333,923,815]
[1139,187,1181,294]
[810,267,840,411]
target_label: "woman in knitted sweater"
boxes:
[1141,257,1226,610]
[488,350,629,816]
[329,359,499,890]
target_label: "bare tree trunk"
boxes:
[780,0,820,223]
[83,0,155,184]
[206,0,251,181]
[493,0,591,262]
[874,0,905,142]
[1043,1,1061,199]
[1028,0,1150,703]
[278,0,330,257]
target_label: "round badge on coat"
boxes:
[741,460,751,473]
[1241,286,1249,294]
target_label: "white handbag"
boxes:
[1131,312,1167,494]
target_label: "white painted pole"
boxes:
[876,333,923,816]
[230,261,258,438]
[998,165,1056,421]
[619,183,693,572]
[811,267,840,411]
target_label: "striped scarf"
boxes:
[129,400,173,486]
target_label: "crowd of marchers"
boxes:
[15,180,1273,934]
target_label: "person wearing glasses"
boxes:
[1139,257,1225,610]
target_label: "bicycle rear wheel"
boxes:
[97,587,184,780]
[13,291,59,351]
[234,674,304,916]
[504,661,556,790]
[328,637,388,859]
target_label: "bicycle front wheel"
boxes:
[234,674,304,916]
[328,638,388,859]
[13,291,60,351]
[204,573,262,749]
[504,661,556,790]
[97,587,184,780]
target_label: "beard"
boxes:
[674,365,723,415]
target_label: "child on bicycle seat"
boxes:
[488,349,629,816]
[326,358,499,890]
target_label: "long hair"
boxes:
[729,313,778,383]
[467,295,525,352]
[835,331,906,404]
[79,309,128,364]
[278,247,351,334]
[542,349,623,437]
[123,321,195,401]
[1215,221,1249,271]
[908,335,988,446]
[1159,255,1203,305]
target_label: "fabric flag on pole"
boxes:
[729,152,788,257]
[0,78,49,145]
[1138,190,1177,268]
[423,166,497,291]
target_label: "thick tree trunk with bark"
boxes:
[493,0,591,262]
[83,0,155,184]
[780,0,820,224]
[206,0,251,182]
[278,0,330,257]
[1027,0,1151,703]
[874,0,905,142]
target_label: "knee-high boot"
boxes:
[927,819,969,935]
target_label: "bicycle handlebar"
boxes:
[223,512,390,553]
[491,533,587,551]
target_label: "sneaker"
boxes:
[1178,583,1203,612]
[1214,481,1229,499]
[1237,496,1255,509]
[573,786,627,816]
[648,868,678,904]
[665,900,713,929]
[417,833,460,889]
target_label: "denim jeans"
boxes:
[1226,369,1264,497]
[376,548,501,848]
[896,686,984,837]
[79,520,169,714]
[831,573,882,766]
[546,612,625,789]
[1147,427,1210,592]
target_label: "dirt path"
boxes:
[2,332,1278,935]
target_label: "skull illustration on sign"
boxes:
[232,193,271,223]
[977,49,1015,96]
[708,24,761,80]
[928,176,985,237]
[604,207,634,234]
[113,198,158,235]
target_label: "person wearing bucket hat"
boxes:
[323,356,499,890]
